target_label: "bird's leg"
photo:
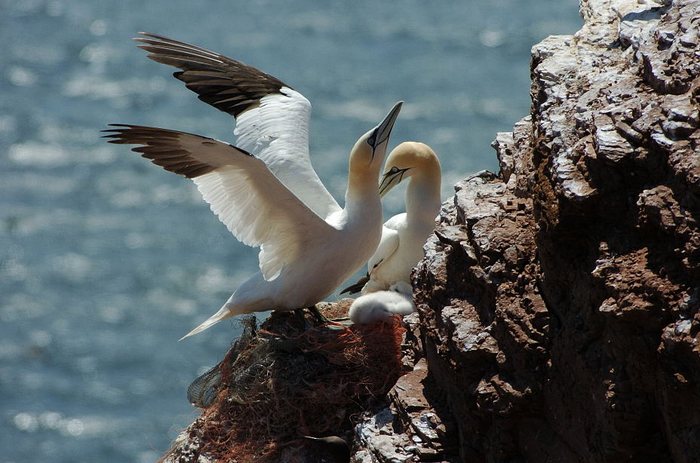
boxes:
[307,305,329,325]
[292,307,308,327]
[288,306,328,329]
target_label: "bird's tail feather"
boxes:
[339,274,370,295]
[180,305,232,340]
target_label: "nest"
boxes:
[173,308,405,463]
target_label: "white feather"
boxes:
[348,290,416,324]
[192,151,330,281]
[234,88,341,220]
[367,224,400,272]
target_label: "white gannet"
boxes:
[342,142,441,295]
[103,33,402,338]
[348,286,416,324]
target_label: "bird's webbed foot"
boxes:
[307,305,329,325]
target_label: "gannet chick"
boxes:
[348,287,416,324]
[342,142,441,295]
[103,33,402,338]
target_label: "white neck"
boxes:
[345,172,382,222]
[405,169,441,225]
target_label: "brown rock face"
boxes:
[369,0,699,461]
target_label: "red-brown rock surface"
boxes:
[354,0,699,461]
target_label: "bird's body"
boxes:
[348,288,416,324]
[343,142,441,295]
[104,33,402,338]
[361,211,432,294]
[198,179,385,335]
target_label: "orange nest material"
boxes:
[173,310,406,463]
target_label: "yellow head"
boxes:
[379,142,440,196]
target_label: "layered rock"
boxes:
[355,0,699,461]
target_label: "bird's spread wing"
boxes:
[134,32,341,220]
[368,225,400,274]
[103,124,331,281]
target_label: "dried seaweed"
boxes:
[180,311,405,462]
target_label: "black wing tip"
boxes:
[129,32,291,119]
[101,124,130,141]
[133,31,214,54]
[100,124,165,144]
[102,123,132,130]
[102,123,178,134]
[133,32,162,47]
[134,31,164,41]
[101,124,147,137]
[101,124,219,179]
[102,124,251,155]
[339,284,360,295]
[339,274,370,295]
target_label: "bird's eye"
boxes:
[366,130,377,147]
[389,166,400,174]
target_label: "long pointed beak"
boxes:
[370,101,403,153]
[379,169,407,197]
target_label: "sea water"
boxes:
[0,1,581,461]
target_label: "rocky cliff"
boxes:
[161,0,699,461]
[355,0,699,461]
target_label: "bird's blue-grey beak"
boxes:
[367,101,403,158]
[379,166,410,197]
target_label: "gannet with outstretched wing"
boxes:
[103,33,402,338]
[342,142,441,295]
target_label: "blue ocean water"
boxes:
[0,1,581,461]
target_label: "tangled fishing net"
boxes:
[163,305,406,462]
